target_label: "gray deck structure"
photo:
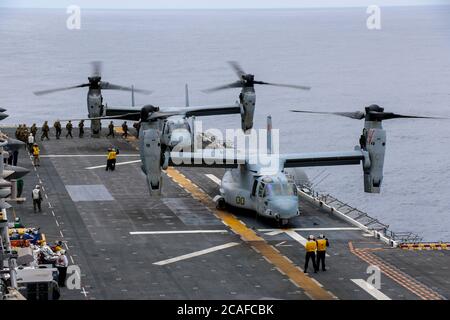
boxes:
[7,128,449,300]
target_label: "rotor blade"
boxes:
[0,108,6,113]
[0,112,8,120]
[202,81,243,93]
[33,84,90,96]
[372,112,448,121]
[91,61,102,77]
[290,110,365,120]
[147,111,182,121]
[100,82,152,94]
[59,112,141,122]
[254,81,311,91]
[228,61,246,78]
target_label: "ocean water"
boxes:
[0,6,449,241]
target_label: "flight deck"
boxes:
[7,128,449,300]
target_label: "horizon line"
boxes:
[1,4,449,10]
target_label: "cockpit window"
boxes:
[169,122,190,131]
[264,183,283,197]
[263,182,297,197]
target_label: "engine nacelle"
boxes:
[362,125,386,193]
[87,92,103,136]
[140,126,162,195]
[239,91,256,132]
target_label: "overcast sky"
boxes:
[1,0,449,9]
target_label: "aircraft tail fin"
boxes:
[185,84,190,107]
[267,115,272,155]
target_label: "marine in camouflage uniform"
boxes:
[41,121,50,141]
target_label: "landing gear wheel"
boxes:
[216,198,226,210]
[162,151,169,170]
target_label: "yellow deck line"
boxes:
[166,167,335,300]
[349,242,443,300]
[114,126,138,142]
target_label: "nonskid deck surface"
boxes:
[8,128,449,300]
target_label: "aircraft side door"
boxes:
[255,181,266,214]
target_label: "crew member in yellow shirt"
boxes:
[304,235,318,273]
[106,148,117,171]
[316,234,330,272]
[32,143,40,166]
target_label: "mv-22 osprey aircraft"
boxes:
[140,62,441,225]
[169,104,442,226]
[34,61,152,136]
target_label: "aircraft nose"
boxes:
[269,198,299,219]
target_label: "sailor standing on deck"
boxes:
[106,148,117,171]
[55,249,69,287]
[304,235,318,273]
[41,121,50,141]
[27,133,35,153]
[78,120,85,138]
[32,143,40,166]
[316,234,329,271]
[107,121,115,138]
[133,121,140,138]
[54,120,62,139]
[30,123,37,138]
[66,121,73,138]
[122,121,128,138]
[32,185,43,213]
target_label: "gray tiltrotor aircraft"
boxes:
[169,104,442,225]
[33,61,151,136]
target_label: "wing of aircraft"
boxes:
[106,103,241,121]
[170,149,246,168]
[169,149,367,169]
[280,150,366,168]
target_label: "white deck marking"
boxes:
[267,230,330,257]
[205,174,222,185]
[153,242,239,266]
[265,230,282,236]
[285,230,308,246]
[259,227,360,232]
[41,154,140,158]
[85,160,141,170]
[130,230,228,235]
[351,279,391,300]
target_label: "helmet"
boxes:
[319,234,325,239]
[15,217,20,222]
[308,235,314,240]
